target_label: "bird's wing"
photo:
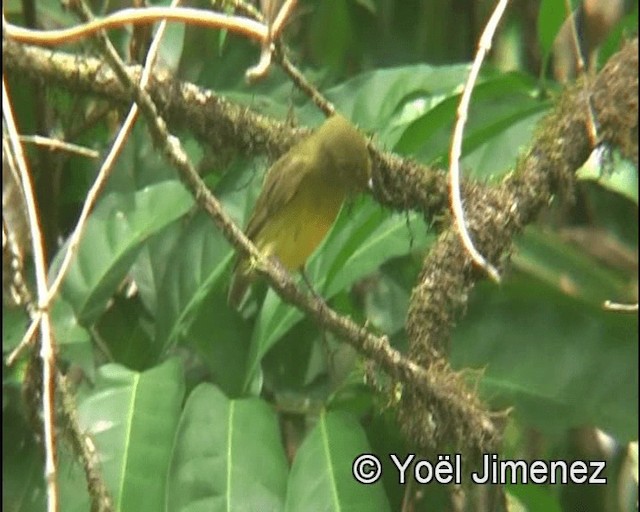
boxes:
[244,151,316,240]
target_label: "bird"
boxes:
[228,114,371,308]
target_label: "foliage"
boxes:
[2,0,637,511]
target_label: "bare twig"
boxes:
[275,48,335,116]
[270,0,296,38]
[18,135,100,158]
[3,78,59,512]
[234,0,334,114]
[449,0,508,283]
[562,0,599,146]
[245,0,297,82]
[603,301,639,312]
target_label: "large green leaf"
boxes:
[166,384,288,512]
[2,407,47,512]
[155,158,262,354]
[74,359,185,512]
[537,0,579,64]
[155,212,233,349]
[129,222,183,317]
[395,72,549,176]
[513,227,631,305]
[53,181,193,325]
[285,411,390,512]
[306,64,472,133]
[452,275,638,442]
[576,149,639,205]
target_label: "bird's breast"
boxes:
[257,176,345,270]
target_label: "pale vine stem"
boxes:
[246,0,297,81]
[3,7,267,46]
[3,78,59,512]
[449,0,508,283]
[233,0,335,116]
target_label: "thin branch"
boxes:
[275,47,335,116]
[270,0,297,39]
[245,0,297,82]
[603,301,638,312]
[234,0,335,116]
[562,0,598,146]
[3,7,267,46]
[18,135,100,158]
[449,0,508,283]
[57,372,113,511]
[3,78,59,512]
[6,311,42,366]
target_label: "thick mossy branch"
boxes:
[402,39,638,455]
[1,39,306,159]
[3,39,450,219]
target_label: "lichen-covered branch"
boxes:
[401,39,638,455]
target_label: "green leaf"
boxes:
[576,149,639,205]
[104,123,177,195]
[507,483,563,512]
[395,72,548,175]
[185,289,254,397]
[76,359,185,512]
[129,222,183,316]
[2,307,30,352]
[155,212,233,349]
[166,384,288,512]
[537,0,577,62]
[513,227,631,305]
[2,407,47,511]
[452,275,638,442]
[300,64,472,133]
[51,297,94,379]
[285,411,390,512]
[53,180,193,325]
[96,295,157,371]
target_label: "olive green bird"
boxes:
[228,114,371,308]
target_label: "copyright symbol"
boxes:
[352,454,382,484]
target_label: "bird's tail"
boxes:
[227,258,253,309]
